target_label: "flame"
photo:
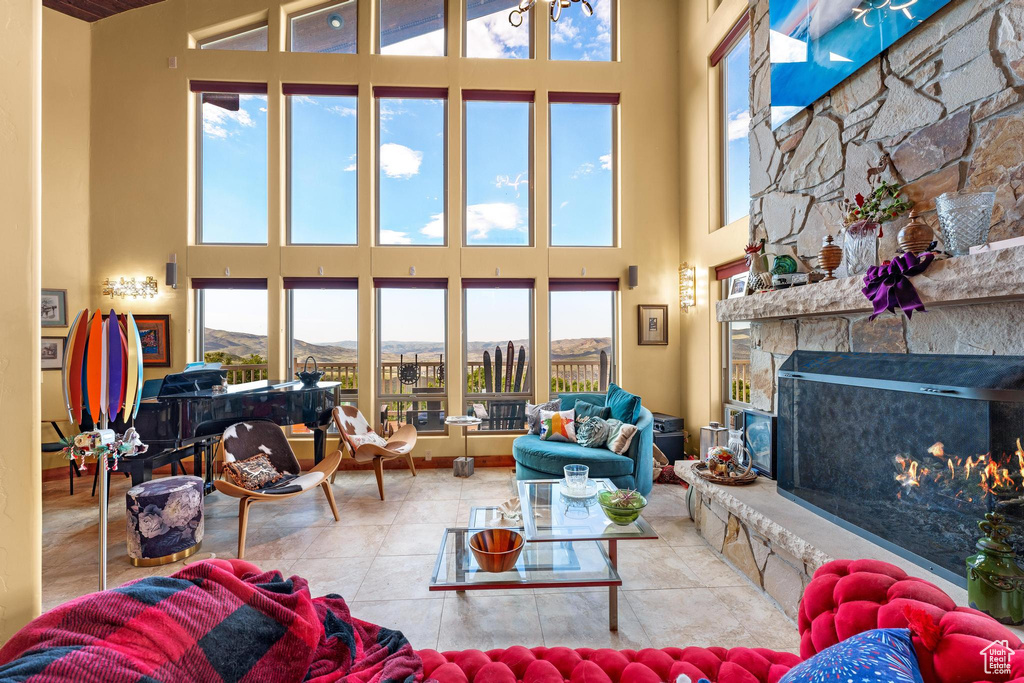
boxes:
[895,440,1024,504]
[928,442,945,458]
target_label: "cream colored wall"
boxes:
[40,8,92,470]
[88,0,683,460]
[677,0,750,443]
[0,0,42,642]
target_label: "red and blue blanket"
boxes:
[0,559,422,683]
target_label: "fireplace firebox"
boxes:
[777,351,1024,587]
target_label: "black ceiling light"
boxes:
[327,12,344,30]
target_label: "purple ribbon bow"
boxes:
[862,251,934,320]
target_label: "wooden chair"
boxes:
[330,406,416,501]
[212,419,341,559]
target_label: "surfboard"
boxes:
[62,310,84,423]
[118,321,128,413]
[68,309,89,424]
[86,311,104,422]
[107,309,123,421]
[125,313,144,419]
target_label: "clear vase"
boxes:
[842,221,879,276]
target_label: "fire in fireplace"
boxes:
[777,351,1024,586]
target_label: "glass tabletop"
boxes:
[429,527,621,590]
[518,478,659,542]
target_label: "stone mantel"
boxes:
[716,245,1024,323]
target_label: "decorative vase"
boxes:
[936,191,996,256]
[898,211,935,255]
[967,512,1024,625]
[818,235,842,281]
[842,220,879,276]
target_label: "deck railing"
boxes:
[730,358,751,403]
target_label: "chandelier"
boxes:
[510,0,594,27]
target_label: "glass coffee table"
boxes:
[428,478,657,630]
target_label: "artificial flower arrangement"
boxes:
[61,427,148,472]
[841,180,913,237]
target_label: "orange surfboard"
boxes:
[86,311,104,422]
[62,310,84,423]
[68,309,89,424]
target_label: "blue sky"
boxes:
[724,32,751,226]
[551,103,613,246]
[466,100,530,245]
[550,0,612,61]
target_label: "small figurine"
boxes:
[745,240,769,294]
[707,446,735,476]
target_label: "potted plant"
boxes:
[840,180,913,275]
[597,488,648,526]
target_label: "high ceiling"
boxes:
[44,0,167,23]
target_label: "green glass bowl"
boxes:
[597,490,648,526]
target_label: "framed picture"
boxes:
[41,336,65,370]
[638,305,669,346]
[134,315,171,367]
[743,408,777,479]
[728,272,748,299]
[41,289,67,327]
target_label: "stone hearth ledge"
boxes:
[716,245,1024,323]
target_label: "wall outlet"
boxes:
[425,449,432,461]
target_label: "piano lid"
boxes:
[144,379,342,402]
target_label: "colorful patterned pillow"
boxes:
[605,419,638,455]
[576,416,611,448]
[539,409,576,442]
[526,400,560,434]
[224,454,283,491]
[779,628,924,683]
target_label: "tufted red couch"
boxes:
[418,558,1024,683]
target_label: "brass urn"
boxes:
[898,211,935,255]
[818,235,842,281]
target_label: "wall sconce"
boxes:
[678,263,696,310]
[102,276,158,300]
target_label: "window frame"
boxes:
[374,87,450,247]
[193,278,270,383]
[547,279,619,397]
[546,0,617,62]
[462,90,535,248]
[285,277,360,392]
[376,0,448,56]
[720,276,752,412]
[548,93,620,248]
[286,0,358,54]
[193,81,270,246]
[463,0,535,59]
[462,280,536,434]
[711,12,751,231]
[196,23,269,51]
[285,84,360,246]
[374,279,450,434]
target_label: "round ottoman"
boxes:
[126,475,204,566]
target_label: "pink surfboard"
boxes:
[68,308,89,424]
[86,311,104,422]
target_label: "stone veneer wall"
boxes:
[743,0,1024,413]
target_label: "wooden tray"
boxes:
[693,462,757,486]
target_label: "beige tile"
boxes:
[305,525,390,559]
[646,516,704,547]
[676,546,751,588]
[243,526,325,561]
[349,598,444,650]
[536,590,651,649]
[333,500,404,526]
[459,480,515,501]
[405,477,463,501]
[394,499,461,525]
[465,467,517,482]
[438,593,543,651]
[344,477,414,502]
[286,556,373,599]
[354,555,444,602]
[616,544,702,590]
[378,524,449,556]
[624,588,753,649]
[711,584,800,650]
[642,490,688,517]
[248,502,340,528]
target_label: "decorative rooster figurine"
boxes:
[745,239,770,293]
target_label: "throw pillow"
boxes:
[780,629,924,683]
[605,418,638,455]
[526,399,560,434]
[606,383,641,424]
[347,431,388,449]
[574,399,611,421]
[539,409,576,442]
[576,415,611,448]
[224,454,282,491]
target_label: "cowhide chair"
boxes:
[331,406,417,501]
[213,420,341,559]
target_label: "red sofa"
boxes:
[418,558,1024,683]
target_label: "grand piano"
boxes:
[115,368,340,490]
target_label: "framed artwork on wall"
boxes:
[135,315,171,367]
[638,305,669,346]
[41,336,65,370]
[743,408,777,479]
[41,289,67,327]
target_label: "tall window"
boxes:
[549,0,613,61]
[550,94,616,246]
[376,279,448,432]
[375,88,447,245]
[549,279,616,395]
[464,281,533,431]
[194,82,268,244]
[465,0,530,59]
[464,92,532,246]
[199,25,268,51]
[287,85,358,245]
[380,0,445,56]
[287,278,358,402]
[194,279,269,385]
[721,272,751,409]
[289,1,357,54]
[718,19,751,226]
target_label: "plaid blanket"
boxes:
[0,559,422,683]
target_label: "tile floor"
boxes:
[41,466,800,653]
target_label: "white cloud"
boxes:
[380,143,423,179]
[599,153,612,170]
[202,101,256,139]
[420,213,445,239]
[343,154,357,172]
[571,162,595,179]
[727,109,751,142]
[551,16,579,44]
[329,104,357,117]
[559,200,570,209]
[379,229,412,245]
[466,8,530,58]
[292,95,317,106]
[466,203,524,240]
